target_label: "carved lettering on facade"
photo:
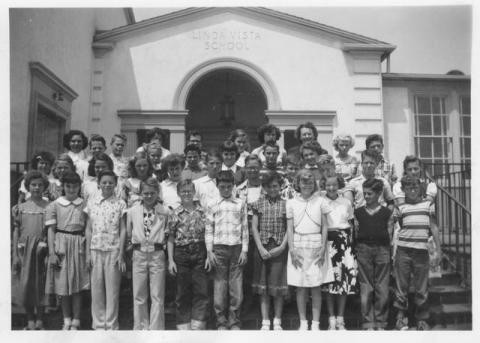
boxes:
[192,30,261,51]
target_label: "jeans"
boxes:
[212,244,244,329]
[91,250,121,330]
[356,242,391,329]
[393,246,430,320]
[174,242,209,326]
[132,249,166,330]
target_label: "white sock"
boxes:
[311,320,320,330]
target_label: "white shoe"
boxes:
[273,318,282,330]
[311,320,320,331]
[328,317,336,330]
[261,319,270,330]
[336,317,346,330]
[298,320,308,330]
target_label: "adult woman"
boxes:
[288,122,328,160]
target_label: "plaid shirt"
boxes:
[357,157,397,184]
[205,196,248,252]
[171,202,207,246]
[251,195,286,245]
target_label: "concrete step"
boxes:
[430,303,472,326]
[428,284,471,304]
[429,271,462,286]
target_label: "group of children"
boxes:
[11,123,441,331]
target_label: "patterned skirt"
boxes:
[322,229,357,294]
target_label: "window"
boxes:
[413,95,450,175]
[459,96,471,164]
[34,104,65,155]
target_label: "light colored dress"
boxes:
[286,193,334,287]
[334,155,359,182]
[44,196,90,296]
[12,199,49,309]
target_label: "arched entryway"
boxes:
[185,68,268,150]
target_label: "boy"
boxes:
[168,179,210,330]
[160,154,185,210]
[85,170,127,330]
[393,175,441,330]
[206,171,248,330]
[220,140,245,185]
[354,178,394,330]
[359,134,397,184]
[89,135,107,160]
[136,127,171,158]
[259,142,286,178]
[109,134,129,181]
[182,143,207,181]
[344,150,394,211]
[193,151,222,209]
[281,154,300,200]
[186,130,208,165]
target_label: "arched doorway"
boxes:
[185,68,268,151]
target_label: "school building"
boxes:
[9,7,472,330]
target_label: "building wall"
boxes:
[95,12,384,154]
[10,8,128,161]
[383,78,470,174]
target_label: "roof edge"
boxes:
[123,8,135,25]
[382,72,471,81]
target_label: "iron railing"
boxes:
[425,163,471,286]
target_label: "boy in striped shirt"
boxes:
[393,175,441,330]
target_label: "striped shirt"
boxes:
[395,200,434,250]
[205,196,249,252]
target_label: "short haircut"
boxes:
[285,154,301,167]
[294,169,318,193]
[216,170,235,185]
[402,155,424,174]
[145,127,165,144]
[162,153,185,170]
[52,153,76,179]
[362,178,384,194]
[184,143,202,156]
[97,169,118,184]
[60,171,82,187]
[24,170,49,190]
[365,134,384,149]
[295,122,318,141]
[206,150,223,163]
[264,141,280,153]
[187,129,203,140]
[110,133,127,145]
[333,134,355,151]
[400,175,422,189]
[140,177,160,193]
[361,149,381,163]
[63,130,88,150]
[89,134,106,148]
[30,151,55,170]
[88,152,114,177]
[228,129,248,141]
[300,141,322,156]
[244,154,262,166]
[257,124,281,144]
[177,179,196,193]
[219,140,240,159]
[321,170,346,189]
[261,171,283,188]
[128,152,154,179]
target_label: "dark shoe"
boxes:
[395,317,409,331]
[417,321,430,331]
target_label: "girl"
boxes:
[229,129,250,168]
[251,124,287,168]
[45,171,90,330]
[220,140,245,185]
[82,153,114,203]
[12,171,50,330]
[123,152,155,207]
[127,177,170,330]
[49,154,76,201]
[85,170,127,330]
[286,169,333,330]
[63,130,89,180]
[18,151,55,204]
[251,171,288,330]
[321,173,357,330]
[333,134,359,182]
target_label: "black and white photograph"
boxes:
[6,0,476,337]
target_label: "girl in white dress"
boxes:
[286,169,334,330]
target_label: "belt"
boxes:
[132,243,164,252]
[55,229,84,236]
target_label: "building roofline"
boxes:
[94,7,393,51]
[382,72,471,81]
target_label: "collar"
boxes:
[93,194,116,205]
[219,196,236,204]
[265,194,281,203]
[176,201,203,214]
[199,175,216,184]
[162,179,177,186]
[57,196,83,206]
[305,163,319,170]
[222,163,238,173]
